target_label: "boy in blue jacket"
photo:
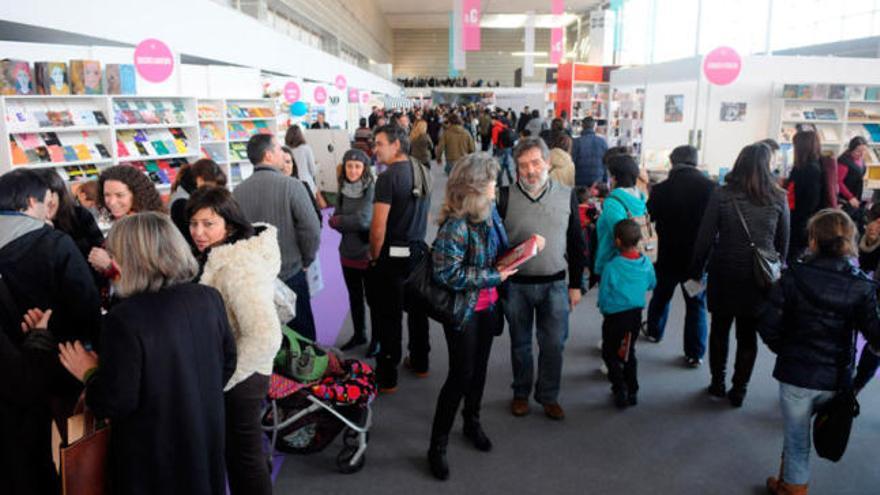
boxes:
[598,218,656,409]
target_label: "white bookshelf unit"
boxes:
[771,83,880,188]
[609,88,644,156]
[0,95,201,192]
[224,98,276,188]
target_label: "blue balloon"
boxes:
[291,101,308,117]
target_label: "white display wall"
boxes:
[611,55,880,174]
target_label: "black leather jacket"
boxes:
[757,256,880,391]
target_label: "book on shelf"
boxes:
[197,104,223,120]
[199,122,225,141]
[226,104,275,119]
[0,59,34,95]
[849,108,868,120]
[69,60,102,95]
[116,127,191,159]
[103,64,136,95]
[829,85,846,100]
[34,62,70,95]
[229,142,248,161]
[817,125,839,143]
[112,99,188,126]
[866,87,880,101]
[226,120,271,140]
[200,146,225,162]
[119,65,136,95]
[813,84,829,100]
[814,108,838,121]
[803,110,817,120]
[849,85,867,101]
[56,164,101,182]
[496,234,541,272]
[10,130,110,165]
[6,99,110,131]
[864,124,880,142]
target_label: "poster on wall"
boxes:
[664,95,684,123]
[720,102,747,122]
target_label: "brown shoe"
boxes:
[542,403,565,420]
[510,398,530,417]
[404,356,429,378]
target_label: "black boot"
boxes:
[427,443,449,480]
[728,385,747,408]
[707,376,726,398]
[340,332,366,351]
[463,423,493,452]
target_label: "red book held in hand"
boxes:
[497,234,540,271]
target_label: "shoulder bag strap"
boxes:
[731,198,755,246]
[607,195,633,219]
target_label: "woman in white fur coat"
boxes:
[186,186,282,495]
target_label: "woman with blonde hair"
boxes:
[58,212,236,495]
[426,152,523,481]
[409,119,433,166]
[758,208,880,494]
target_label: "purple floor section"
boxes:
[312,210,348,346]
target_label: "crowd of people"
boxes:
[1,99,878,495]
[396,76,501,88]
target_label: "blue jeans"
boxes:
[284,270,317,341]
[504,280,570,404]
[779,383,835,485]
[645,271,708,359]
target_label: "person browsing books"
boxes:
[427,152,522,481]
[234,134,321,339]
[499,136,586,421]
[598,219,656,409]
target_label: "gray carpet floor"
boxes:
[275,163,880,495]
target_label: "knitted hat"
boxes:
[342,148,371,166]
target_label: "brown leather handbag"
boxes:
[59,399,111,495]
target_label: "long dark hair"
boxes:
[190,159,228,187]
[281,145,299,177]
[36,169,77,233]
[725,144,782,206]
[185,186,254,247]
[284,125,306,148]
[846,136,868,154]
[792,131,821,168]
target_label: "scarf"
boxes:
[341,180,367,199]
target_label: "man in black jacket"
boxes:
[0,169,102,495]
[644,146,715,367]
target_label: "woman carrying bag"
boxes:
[757,209,880,495]
[426,152,520,481]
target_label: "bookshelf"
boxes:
[609,88,644,156]
[571,82,610,135]
[772,84,880,188]
[224,98,276,188]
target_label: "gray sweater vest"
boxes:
[504,180,572,277]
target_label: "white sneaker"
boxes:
[599,363,608,375]
[597,339,603,351]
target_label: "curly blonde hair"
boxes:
[438,152,498,225]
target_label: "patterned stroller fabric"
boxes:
[268,358,376,407]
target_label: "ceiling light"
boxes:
[535,63,558,68]
[512,51,548,57]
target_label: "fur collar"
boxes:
[200,223,281,283]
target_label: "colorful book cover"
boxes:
[1,59,33,95]
[151,140,170,155]
[94,111,108,125]
[797,85,813,99]
[814,108,837,121]
[497,235,540,271]
[24,149,40,163]
[40,132,61,146]
[829,85,846,100]
[65,166,84,180]
[35,62,70,95]
[782,85,798,99]
[119,64,136,95]
[866,87,880,101]
[17,133,41,148]
[116,140,130,158]
[63,146,79,162]
[73,144,91,160]
[82,60,102,94]
[172,139,187,153]
[10,140,28,165]
[134,142,149,156]
[95,143,111,159]
[48,145,65,162]
[104,64,122,95]
[34,146,51,162]
[849,85,867,101]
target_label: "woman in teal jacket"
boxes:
[594,154,648,277]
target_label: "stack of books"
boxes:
[112,100,188,125]
[199,122,224,141]
[226,104,274,119]
[116,128,190,159]
[197,103,223,120]
[227,120,271,140]
[9,131,111,165]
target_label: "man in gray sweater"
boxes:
[234,134,322,339]
[500,137,586,421]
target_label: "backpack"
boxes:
[607,195,658,263]
[410,157,432,199]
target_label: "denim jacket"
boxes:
[432,208,508,330]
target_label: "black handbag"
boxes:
[403,248,456,326]
[813,330,860,462]
[732,199,782,289]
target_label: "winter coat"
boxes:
[199,224,282,391]
[787,162,823,259]
[437,124,475,166]
[85,283,236,495]
[689,187,790,316]
[410,133,434,166]
[598,252,657,315]
[59,205,105,260]
[572,130,608,187]
[594,188,647,276]
[330,183,374,262]
[647,165,716,280]
[549,148,576,187]
[758,256,880,391]
[432,209,506,330]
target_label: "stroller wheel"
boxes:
[336,446,366,474]
[343,428,370,447]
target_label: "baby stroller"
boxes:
[261,327,376,474]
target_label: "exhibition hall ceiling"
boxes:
[378,0,601,29]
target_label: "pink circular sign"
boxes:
[361,92,370,104]
[283,81,301,103]
[335,74,347,90]
[133,39,174,83]
[314,86,327,104]
[703,46,742,86]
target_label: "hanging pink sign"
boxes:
[314,86,328,104]
[335,74,347,90]
[133,38,174,83]
[361,92,370,104]
[462,0,481,51]
[283,81,301,103]
[551,0,564,64]
[348,87,360,103]
[703,46,742,86]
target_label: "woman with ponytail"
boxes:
[757,209,880,494]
